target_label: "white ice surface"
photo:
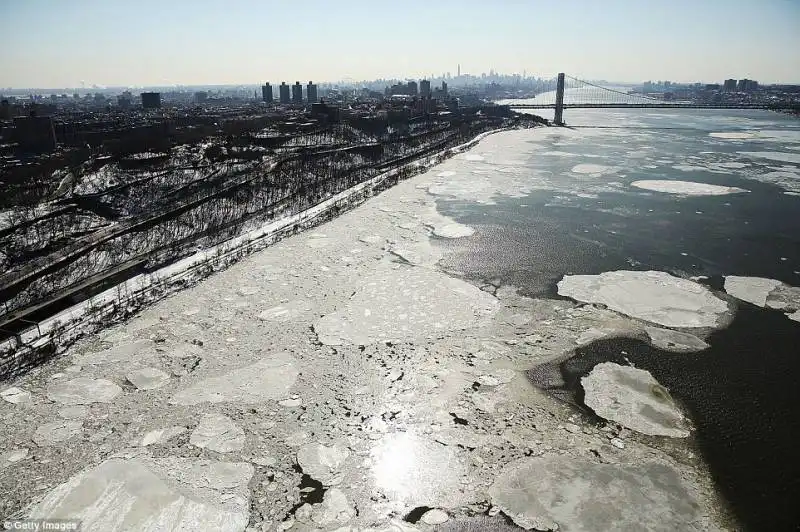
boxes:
[557,270,729,328]
[724,276,782,307]
[631,180,748,196]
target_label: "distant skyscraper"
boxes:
[441,81,448,97]
[194,91,208,103]
[262,83,273,103]
[141,92,161,109]
[420,79,431,98]
[307,81,318,104]
[407,81,418,96]
[292,81,303,104]
[723,79,737,91]
[279,82,290,104]
[737,79,758,91]
[457,64,460,77]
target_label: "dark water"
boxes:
[432,109,800,530]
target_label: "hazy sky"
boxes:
[1,0,799,88]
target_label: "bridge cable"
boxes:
[566,75,661,102]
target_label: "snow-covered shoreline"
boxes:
[0,127,514,376]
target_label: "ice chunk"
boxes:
[310,488,356,526]
[126,367,170,390]
[1,386,32,405]
[582,362,689,437]
[432,223,475,239]
[370,432,467,508]
[190,414,245,453]
[46,377,122,405]
[315,266,498,345]
[58,406,89,420]
[644,327,709,353]
[170,352,298,405]
[258,299,310,322]
[558,270,729,328]
[709,132,754,139]
[75,339,153,366]
[421,509,450,525]
[33,420,83,446]
[631,180,748,196]
[1,448,29,468]
[489,456,700,531]
[571,163,615,175]
[297,442,350,486]
[28,457,253,532]
[724,276,782,307]
[141,426,187,446]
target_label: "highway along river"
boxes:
[430,107,800,530]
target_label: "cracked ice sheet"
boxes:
[314,265,499,345]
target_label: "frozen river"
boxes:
[2,109,799,531]
[430,107,800,530]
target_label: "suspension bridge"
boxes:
[507,73,798,125]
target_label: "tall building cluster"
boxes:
[724,78,759,91]
[385,79,448,99]
[262,81,318,104]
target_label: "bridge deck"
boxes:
[508,103,799,110]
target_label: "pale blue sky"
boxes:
[1,0,799,88]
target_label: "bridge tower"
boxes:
[554,73,565,125]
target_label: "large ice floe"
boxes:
[314,265,498,345]
[170,351,298,405]
[582,362,690,437]
[557,270,730,329]
[724,276,800,323]
[489,455,700,531]
[28,457,253,532]
[631,180,749,196]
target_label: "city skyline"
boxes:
[1,0,800,89]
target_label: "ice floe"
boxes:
[371,432,467,508]
[432,223,475,238]
[141,426,187,446]
[582,362,690,437]
[724,276,800,322]
[724,276,782,307]
[126,367,170,390]
[28,457,253,532]
[1,386,32,404]
[557,270,730,328]
[631,180,748,196]
[258,299,311,322]
[170,352,298,405]
[296,442,350,486]
[571,163,615,175]
[644,327,709,353]
[314,266,498,345]
[709,132,754,140]
[190,414,245,453]
[489,456,700,530]
[33,420,83,446]
[46,377,122,405]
